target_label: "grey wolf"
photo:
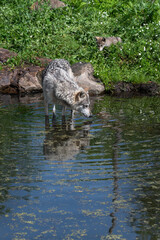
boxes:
[42,59,92,119]
[95,36,122,51]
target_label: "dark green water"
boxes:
[0,94,160,240]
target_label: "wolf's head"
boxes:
[74,90,92,118]
[95,36,106,51]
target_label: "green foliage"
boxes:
[0,0,160,89]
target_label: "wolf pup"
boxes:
[96,36,122,51]
[42,59,92,119]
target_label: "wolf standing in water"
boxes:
[96,36,122,51]
[42,59,92,120]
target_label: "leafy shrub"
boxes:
[0,0,159,88]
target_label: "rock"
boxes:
[137,82,160,96]
[0,48,104,95]
[30,0,66,10]
[1,48,159,97]
[0,48,17,64]
[18,66,43,93]
[108,81,160,96]
[0,67,18,94]
[0,65,43,94]
[71,62,105,96]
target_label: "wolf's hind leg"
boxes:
[44,100,49,116]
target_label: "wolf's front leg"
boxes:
[52,104,56,117]
[53,104,56,115]
[69,117,75,130]
[62,106,66,116]
[52,104,56,125]
[71,109,75,119]
[44,99,49,116]
[45,115,50,128]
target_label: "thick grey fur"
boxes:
[42,59,92,118]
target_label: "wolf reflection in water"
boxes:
[43,119,91,162]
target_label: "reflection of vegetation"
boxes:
[92,96,160,239]
[90,96,159,167]
[94,96,160,124]
[0,105,33,153]
[0,96,159,239]
[0,104,34,214]
[131,168,160,238]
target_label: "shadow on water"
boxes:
[0,93,160,239]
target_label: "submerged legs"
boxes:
[44,102,76,127]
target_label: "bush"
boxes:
[0,0,159,88]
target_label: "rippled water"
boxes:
[0,94,160,240]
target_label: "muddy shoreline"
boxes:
[106,81,160,97]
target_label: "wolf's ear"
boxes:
[75,91,86,102]
[95,36,101,41]
[102,37,106,42]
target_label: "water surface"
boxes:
[0,94,160,240]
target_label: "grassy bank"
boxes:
[0,0,160,89]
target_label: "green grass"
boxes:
[0,0,160,90]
